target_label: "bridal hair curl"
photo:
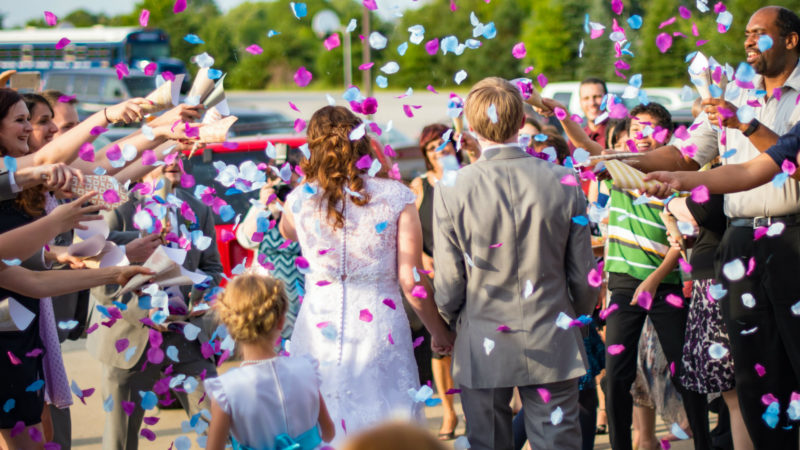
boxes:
[216,274,288,343]
[303,105,385,230]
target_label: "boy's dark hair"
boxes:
[776,7,800,48]
[629,103,673,133]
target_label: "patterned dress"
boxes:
[257,226,305,341]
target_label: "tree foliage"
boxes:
[9,0,800,89]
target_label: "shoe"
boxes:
[438,430,456,441]
[596,424,608,435]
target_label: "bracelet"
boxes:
[103,107,110,123]
[742,119,760,137]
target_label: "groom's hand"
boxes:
[431,330,456,354]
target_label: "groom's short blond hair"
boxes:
[465,77,524,144]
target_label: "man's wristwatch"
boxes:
[742,119,760,137]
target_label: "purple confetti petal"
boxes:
[44,11,58,26]
[511,42,526,59]
[359,309,373,322]
[140,429,156,441]
[246,44,263,55]
[323,34,340,51]
[608,344,625,355]
[656,33,673,53]
[55,38,70,50]
[121,401,136,416]
[173,0,186,13]
[139,9,150,27]
[79,143,94,162]
[425,39,439,56]
[383,298,396,309]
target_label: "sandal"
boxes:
[596,424,608,435]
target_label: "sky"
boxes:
[2,0,422,28]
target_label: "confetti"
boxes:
[483,337,495,355]
[44,11,58,26]
[55,38,71,50]
[173,0,187,13]
[324,34,341,51]
[294,67,312,87]
[139,10,149,27]
[722,259,745,281]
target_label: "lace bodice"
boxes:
[286,177,416,286]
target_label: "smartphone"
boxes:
[9,72,41,92]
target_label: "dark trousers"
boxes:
[716,226,800,449]
[605,288,711,450]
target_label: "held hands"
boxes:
[431,327,456,355]
[641,171,692,198]
[534,97,567,118]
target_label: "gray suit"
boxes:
[433,145,599,450]
[87,189,223,450]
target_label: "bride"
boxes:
[279,106,454,439]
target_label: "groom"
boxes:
[432,77,599,450]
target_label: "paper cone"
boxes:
[199,116,238,143]
[202,105,225,125]
[70,175,129,208]
[202,74,226,109]
[604,159,664,191]
[660,211,688,261]
[187,68,215,104]
[141,74,185,114]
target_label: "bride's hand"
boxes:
[432,328,456,354]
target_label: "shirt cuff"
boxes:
[8,171,21,193]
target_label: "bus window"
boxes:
[45,73,71,93]
[86,75,104,98]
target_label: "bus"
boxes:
[0,26,187,79]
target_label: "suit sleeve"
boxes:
[0,170,17,201]
[565,186,600,316]
[104,203,140,245]
[432,185,466,327]
[189,203,223,303]
[766,121,800,167]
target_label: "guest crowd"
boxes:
[2,4,800,450]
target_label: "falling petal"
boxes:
[55,38,71,50]
[294,67,312,87]
[173,0,186,13]
[722,259,745,281]
[511,42,526,59]
[323,34,341,51]
[708,343,729,359]
[550,406,564,425]
[359,309,373,322]
[690,185,709,203]
[483,337,495,355]
[139,10,149,27]
[290,2,307,19]
[608,344,625,355]
[44,11,58,26]
[656,33,673,53]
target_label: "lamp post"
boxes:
[311,9,352,89]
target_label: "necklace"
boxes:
[239,358,274,367]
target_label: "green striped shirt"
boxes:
[604,181,681,284]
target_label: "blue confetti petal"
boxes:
[772,172,789,188]
[267,30,280,38]
[629,74,642,88]
[735,62,756,83]
[26,380,45,392]
[425,398,443,407]
[290,2,307,19]
[572,215,589,226]
[482,22,497,39]
[57,320,79,330]
[103,395,114,412]
[124,345,137,362]
[138,296,152,310]
[627,15,643,30]
[2,258,21,266]
[3,399,14,413]
[219,205,235,222]
[397,41,408,56]
[376,75,388,88]
[139,390,158,410]
[166,345,179,362]
[183,34,204,45]
[375,221,388,233]
[207,69,223,80]
[111,300,127,311]
[721,149,737,159]
[763,402,780,429]
[758,35,773,52]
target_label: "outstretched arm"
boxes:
[643,153,783,196]
[539,98,604,156]
[0,264,151,298]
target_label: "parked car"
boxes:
[43,68,156,117]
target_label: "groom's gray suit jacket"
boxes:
[433,145,599,389]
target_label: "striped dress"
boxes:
[603,181,681,284]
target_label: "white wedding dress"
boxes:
[286,177,423,440]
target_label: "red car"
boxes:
[185,135,421,282]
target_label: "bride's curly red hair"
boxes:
[302,106,386,230]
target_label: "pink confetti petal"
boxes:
[599,303,618,320]
[363,0,377,10]
[7,351,21,365]
[323,34,341,51]
[560,174,578,186]
[537,387,551,403]
[55,38,70,50]
[115,63,129,80]
[102,190,119,205]
[26,348,43,357]
[139,9,150,27]
[679,6,691,19]
[588,268,603,287]
[665,294,684,308]
[143,62,157,76]
[659,17,677,29]
[173,0,187,14]
[387,333,394,344]
[511,42,526,59]
[382,298,396,309]
[762,393,779,405]
[490,243,503,248]
[497,325,511,332]
[411,285,427,298]
[294,118,307,133]
[636,291,653,310]
[755,363,766,377]
[746,257,756,276]
[608,344,625,355]
[79,143,94,162]
[246,44,263,55]
[427,85,439,94]
[656,33,673,53]
[754,226,768,241]
[293,66,312,87]
[537,73,548,88]
[679,258,692,274]
[554,107,567,120]
[44,11,58,26]
[425,39,439,56]
[359,309,373,322]
[219,229,235,243]
[691,185,709,203]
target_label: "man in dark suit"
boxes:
[87,156,223,450]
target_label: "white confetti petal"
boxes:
[454,70,468,85]
[555,312,573,330]
[483,337,495,355]
[792,300,800,316]
[708,343,729,359]
[766,222,785,237]
[550,406,564,425]
[523,280,533,298]
[671,423,690,440]
[722,259,746,281]
[741,293,756,308]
